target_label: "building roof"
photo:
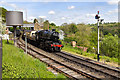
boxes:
[23,24,34,27]
[6,24,34,27]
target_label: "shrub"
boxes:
[106,58,110,62]
[94,56,97,59]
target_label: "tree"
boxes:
[60,23,69,35]
[0,22,6,34]
[49,23,57,30]
[23,21,32,24]
[50,23,56,26]
[60,23,78,35]
[90,31,98,47]
[43,20,49,30]
[74,24,91,47]
[33,18,38,24]
[100,33,118,58]
[0,7,7,23]
[69,23,78,34]
[61,23,68,26]
[117,29,120,38]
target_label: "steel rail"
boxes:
[54,52,120,80]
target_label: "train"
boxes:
[20,29,63,52]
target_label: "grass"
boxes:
[62,44,119,66]
[2,40,66,79]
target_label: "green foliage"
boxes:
[100,33,118,58]
[24,27,31,30]
[9,27,20,32]
[49,23,58,31]
[2,40,66,79]
[60,23,78,35]
[90,23,119,59]
[118,38,120,65]
[69,23,78,33]
[23,21,32,24]
[50,23,56,26]
[0,22,6,34]
[89,28,97,52]
[33,18,38,23]
[62,43,83,54]
[0,7,7,23]
[102,23,118,36]
[74,24,91,47]
[64,37,75,43]
[62,44,118,64]
[117,29,120,38]
[9,27,14,32]
[43,20,49,30]
[60,23,91,47]
[60,22,119,59]
[106,58,110,62]
[93,56,97,59]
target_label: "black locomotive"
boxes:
[22,29,63,52]
[35,29,63,52]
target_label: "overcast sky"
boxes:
[0,0,119,26]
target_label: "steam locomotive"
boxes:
[22,29,63,52]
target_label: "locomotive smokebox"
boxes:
[6,11,23,26]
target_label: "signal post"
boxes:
[95,11,100,61]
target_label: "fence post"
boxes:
[0,37,2,80]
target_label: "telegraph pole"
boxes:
[25,33,27,54]
[13,26,17,46]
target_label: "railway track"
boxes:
[17,39,89,80]
[54,52,120,80]
[17,38,120,80]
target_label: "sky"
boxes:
[0,0,119,26]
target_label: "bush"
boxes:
[106,58,110,62]
[64,37,75,43]
[94,56,97,59]
[87,47,95,53]
[118,61,120,65]
[101,34,118,58]
[83,53,87,56]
